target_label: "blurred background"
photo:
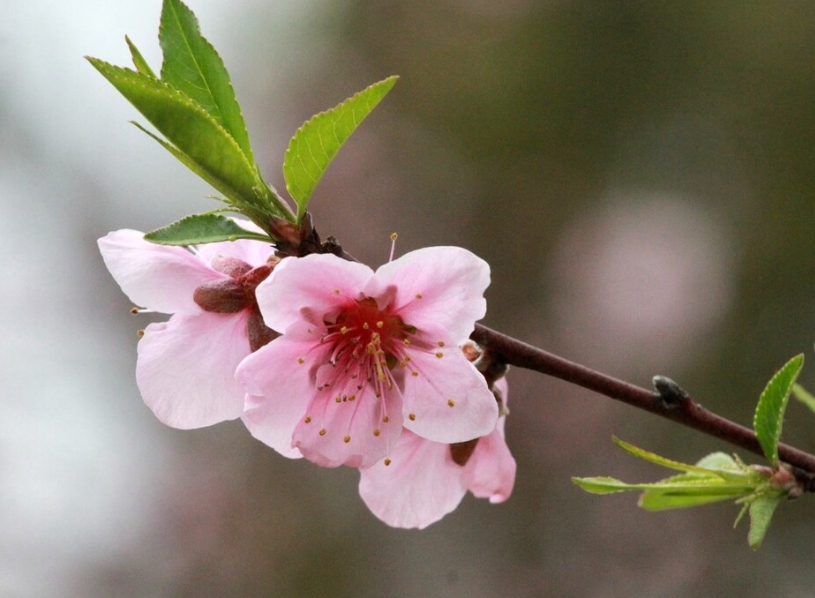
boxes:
[3,0,815,596]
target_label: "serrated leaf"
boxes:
[792,383,815,416]
[125,36,156,77]
[158,0,255,164]
[283,76,398,221]
[612,437,717,475]
[754,354,804,464]
[86,58,277,213]
[144,213,273,245]
[746,495,781,550]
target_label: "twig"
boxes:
[471,323,815,487]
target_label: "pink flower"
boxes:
[98,222,277,428]
[358,378,515,529]
[237,247,498,467]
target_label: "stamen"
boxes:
[373,428,381,437]
[130,306,154,315]
[384,458,392,466]
[389,232,398,262]
[435,352,444,359]
[408,413,416,421]
[304,416,312,424]
[447,399,455,407]
[319,428,327,436]
[136,329,145,337]
[343,436,351,443]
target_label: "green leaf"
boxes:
[283,76,398,221]
[612,437,718,475]
[86,58,277,214]
[746,495,781,550]
[792,383,815,416]
[144,213,273,245]
[125,36,156,77]
[158,0,255,164]
[753,354,804,464]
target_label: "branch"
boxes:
[471,323,815,487]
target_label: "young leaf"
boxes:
[86,59,277,214]
[792,383,815,416]
[144,213,273,245]
[158,0,255,164]
[753,354,804,464]
[125,36,156,77]
[746,495,781,550]
[283,76,398,221]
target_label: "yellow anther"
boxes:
[334,289,340,294]
[384,458,392,466]
[447,399,455,407]
[304,416,312,424]
[349,394,356,401]
[137,329,145,337]
[319,428,327,436]
[297,357,305,364]
[435,352,444,359]
[408,413,416,421]
[373,428,381,437]
[343,436,351,443]
[335,396,342,403]
[415,293,423,299]
[437,341,445,347]
[376,321,384,329]
[383,416,390,423]
[411,371,419,377]
[403,339,411,346]
[363,322,370,330]
[340,326,348,334]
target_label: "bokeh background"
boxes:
[3,1,815,596]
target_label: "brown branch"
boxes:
[471,323,815,489]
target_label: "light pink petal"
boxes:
[99,230,222,314]
[463,427,516,503]
[401,341,498,444]
[370,246,490,341]
[194,219,273,266]
[136,311,250,428]
[293,372,404,468]
[464,377,514,502]
[358,430,467,529]
[255,254,374,333]
[236,336,325,459]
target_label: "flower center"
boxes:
[322,297,415,399]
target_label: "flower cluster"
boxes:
[99,222,515,528]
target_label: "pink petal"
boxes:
[463,426,516,503]
[400,340,498,443]
[136,311,250,428]
[98,230,222,314]
[292,371,404,468]
[371,247,490,341]
[358,430,467,529]
[255,254,374,333]
[464,377,515,502]
[236,336,323,459]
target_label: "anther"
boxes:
[437,341,445,347]
[435,352,444,359]
[384,458,392,466]
[304,416,312,424]
[137,329,145,337]
[408,413,416,421]
[343,436,351,443]
[373,428,381,437]
[447,399,455,407]
[376,321,384,329]
[383,416,390,423]
[415,293,422,299]
[297,357,305,364]
[319,428,327,436]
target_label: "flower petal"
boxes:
[463,427,516,503]
[293,370,404,468]
[237,337,321,459]
[136,311,250,428]
[255,254,374,333]
[358,430,467,529]
[371,246,490,341]
[401,338,498,443]
[99,230,222,314]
